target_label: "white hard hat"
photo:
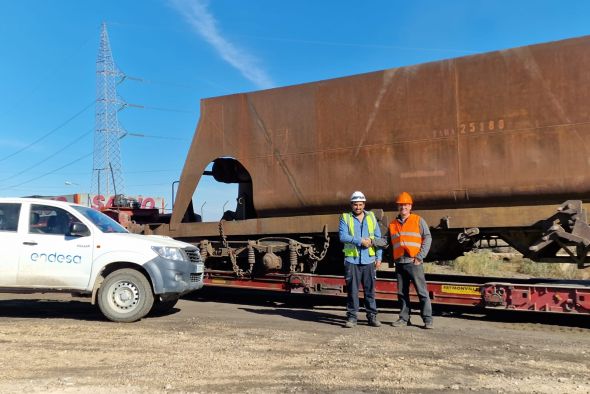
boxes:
[350,191,366,202]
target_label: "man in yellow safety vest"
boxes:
[339,191,382,328]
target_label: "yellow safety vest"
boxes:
[342,211,376,257]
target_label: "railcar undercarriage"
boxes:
[125,200,590,316]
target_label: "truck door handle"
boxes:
[23,241,38,246]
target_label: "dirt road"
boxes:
[0,288,588,393]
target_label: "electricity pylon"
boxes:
[91,22,125,197]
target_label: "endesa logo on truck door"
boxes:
[30,252,82,264]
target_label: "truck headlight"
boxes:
[151,246,188,261]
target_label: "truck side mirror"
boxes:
[70,222,90,237]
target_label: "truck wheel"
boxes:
[98,269,154,323]
[150,297,180,315]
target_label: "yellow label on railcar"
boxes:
[211,279,228,284]
[441,285,481,295]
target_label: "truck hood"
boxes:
[99,232,195,249]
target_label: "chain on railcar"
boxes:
[197,220,331,278]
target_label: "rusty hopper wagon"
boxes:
[135,35,590,315]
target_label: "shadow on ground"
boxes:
[0,298,104,321]
[0,297,180,322]
[186,287,590,329]
[185,286,346,310]
[239,307,346,326]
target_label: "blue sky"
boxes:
[0,1,588,221]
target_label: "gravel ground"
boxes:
[0,288,588,393]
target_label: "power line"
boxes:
[124,74,229,91]
[3,151,93,191]
[125,169,180,174]
[2,185,81,192]
[126,182,173,187]
[141,105,195,114]
[122,102,195,114]
[126,169,180,174]
[0,125,186,182]
[0,168,181,176]
[0,100,94,163]
[108,20,476,54]
[0,129,93,183]
[124,132,189,141]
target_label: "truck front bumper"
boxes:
[144,258,205,296]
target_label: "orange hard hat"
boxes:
[395,192,413,204]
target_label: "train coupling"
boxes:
[530,200,590,268]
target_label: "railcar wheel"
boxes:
[98,269,154,323]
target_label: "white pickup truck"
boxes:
[0,197,204,322]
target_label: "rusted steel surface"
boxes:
[155,204,567,239]
[153,213,339,238]
[171,35,590,230]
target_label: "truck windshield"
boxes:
[72,206,128,233]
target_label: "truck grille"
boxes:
[184,248,200,263]
[190,273,203,283]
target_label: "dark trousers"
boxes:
[344,262,377,320]
[396,262,432,323]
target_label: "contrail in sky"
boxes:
[169,0,274,89]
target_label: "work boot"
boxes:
[423,321,434,329]
[391,318,410,327]
[368,316,382,327]
[344,319,357,328]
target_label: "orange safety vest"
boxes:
[389,213,422,259]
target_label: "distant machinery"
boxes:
[91,22,125,196]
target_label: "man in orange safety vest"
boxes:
[388,192,433,329]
